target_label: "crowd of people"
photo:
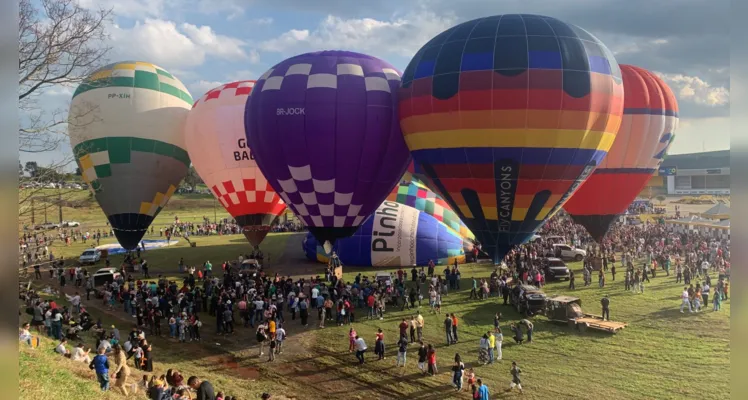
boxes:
[19,204,730,398]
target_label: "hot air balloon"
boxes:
[387,178,475,240]
[399,15,624,264]
[246,50,411,253]
[563,65,679,241]
[302,201,467,267]
[184,81,286,247]
[69,61,193,250]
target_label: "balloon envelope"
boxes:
[399,15,624,263]
[303,201,467,267]
[246,50,411,250]
[386,178,475,240]
[563,65,679,241]
[69,61,192,250]
[184,81,286,247]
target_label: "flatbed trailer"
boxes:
[568,314,628,333]
[544,295,628,334]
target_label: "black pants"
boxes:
[569,281,575,290]
[452,326,458,342]
[410,327,416,343]
[300,309,308,325]
[602,308,610,321]
[356,349,366,363]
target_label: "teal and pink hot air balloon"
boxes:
[399,14,624,263]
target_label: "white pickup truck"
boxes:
[547,243,587,261]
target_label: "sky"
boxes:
[24,0,730,168]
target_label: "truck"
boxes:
[543,295,627,333]
[510,284,547,317]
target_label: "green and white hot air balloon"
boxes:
[68,61,192,250]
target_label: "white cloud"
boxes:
[259,10,456,58]
[78,0,170,19]
[187,80,225,98]
[109,19,250,70]
[181,22,247,59]
[656,73,730,106]
[225,69,258,82]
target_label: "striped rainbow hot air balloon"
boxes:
[399,15,624,263]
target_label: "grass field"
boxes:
[20,231,731,400]
[18,195,730,399]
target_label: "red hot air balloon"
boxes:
[563,64,679,242]
[185,81,287,247]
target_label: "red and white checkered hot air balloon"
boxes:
[184,81,286,247]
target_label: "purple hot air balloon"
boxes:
[245,50,411,252]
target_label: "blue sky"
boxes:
[24,0,730,169]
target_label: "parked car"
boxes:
[92,267,120,286]
[34,222,59,231]
[546,243,587,261]
[62,220,80,227]
[79,249,101,265]
[509,284,547,317]
[542,257,571,281]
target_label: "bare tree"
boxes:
[18,0,112,228]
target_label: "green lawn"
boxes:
[21,231,730,399]
[18,191,730,399]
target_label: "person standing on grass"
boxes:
[348,327,357,352]
[452,353,465,391]
[487,331,496,364]
[91,347,110,392]
[256,323,268,356]
[427,344,438,375]
[409,315,417,343]
[702,281,710,308]
[416,312,425,342]
[374,328,386,360]
[444,314,454,345]
[495,328,504,361]
[451,313,459,343]
[275,324,286,354]
[601,295,610,321]
[354,335,367,364]
[520,319,534,343]
[477,378,490,399]
[268,333,277,362]
[417,341,428,374]
[396,335,408,367]
[680,287,693,313]
[506,361,523,394]
[110,344,130,396]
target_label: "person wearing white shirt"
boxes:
[680,288,693,313]
[19,323,33,345]
[702,283,711,306]
[354,336,367,364]
[55,338,70,356]
[71,343,91,363]
[98,338,112,353]
[66,292,82,314]
[311,287,319,299]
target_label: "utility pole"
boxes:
[58,187,63,223]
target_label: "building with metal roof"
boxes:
[652,150,730,195]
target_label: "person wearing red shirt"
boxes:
[427,344,437,375]
[398,318,408,339]
[367,294,376,320]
